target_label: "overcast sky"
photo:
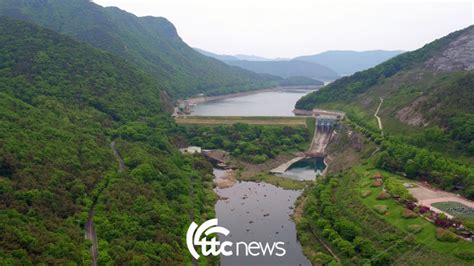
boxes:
[93,0,473,58]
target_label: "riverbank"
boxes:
[228,153,310,190]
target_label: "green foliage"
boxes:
[360,190,372,198]
[376,140,474,200]
[300,172,471,265]
[373,205,388,214]
[0,0,277,99]
[384,177,413,202]
[454,250,474,261]
[447,113,474,155]
[295,26,472,109]
[376,191,391,200]
[182,123,310,163]
[0,17,216,264]
[435,228,459,242]
[407,224,423,234]
[313,252,335,264]
[401,209,418,219]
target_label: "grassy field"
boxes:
[355,166,474,261]
[175,116,310,127]
[237,172,310,190]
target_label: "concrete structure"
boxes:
[313,109,345,120]
[179,146,202,154]
[270,156,305,174]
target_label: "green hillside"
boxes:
[0,0,276,98]
[0,17,215,265]
[295,25,474,199]
[296,26,474,150]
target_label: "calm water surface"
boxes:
[191,89,314,116]
[214,169,311,266]
[204,90,316,265]
[280,157,326,181]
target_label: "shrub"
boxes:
[313,252,334,264]
[401,208,418,219]
[454,250,474,260]
[418,206,430,214]
[371,179,383,187]
[464,221,474,230]
[353,236,376,258]
[334,219,361,241]
[374,205,388,214]
[376,191,391,200]
[316,218,330,229]
[361,190,372,198]
[407,224,423,234]
[435,228,459,242]
[384,177,414,202]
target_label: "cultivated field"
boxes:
[175,116,310,127]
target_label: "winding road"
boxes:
[374,97,384,135]
[85,141,124,265]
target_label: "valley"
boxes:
[0,1,472,265]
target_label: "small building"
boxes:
[179,146,202,154]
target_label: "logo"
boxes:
[186,219,286,259]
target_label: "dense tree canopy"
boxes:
[0,17,215,264]
[182,123,310,163]
[0,0,278,98]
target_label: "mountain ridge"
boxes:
[296,25,474,156]
[224,59,339,81]
[295,50,405,75]
[0,0,276,98]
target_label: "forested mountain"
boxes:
[0,0,276,98]
[0,17,215,264]
[295,50,404,75]
[296,25,474,124]
[224,60,339,81]
[296,25,474,198]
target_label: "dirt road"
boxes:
[85,141,125,266]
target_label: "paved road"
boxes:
[374,97,384,133]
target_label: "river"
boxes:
[214,169,311,266]
[190,88,314,116]
[191,89,316,265]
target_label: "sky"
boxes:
[93,0,473,58]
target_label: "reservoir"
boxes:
[190,88,314,116]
